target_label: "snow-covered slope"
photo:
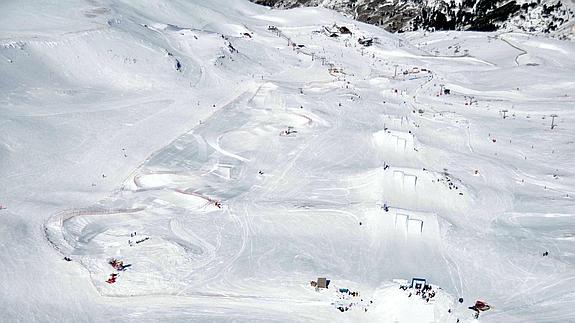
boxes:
[252,0,575,39]
[1,0,575,322]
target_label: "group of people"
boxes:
[310,279,373,313]
[381,203,389,212]
[417,284,436,303]
[399,283,437,303]
[333,287,372,313]
[128,231,150,246]
[433,172,464,196]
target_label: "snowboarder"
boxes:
[63,257,72,262]
[543,251,549,256]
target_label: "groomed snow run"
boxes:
[1,1,575,322]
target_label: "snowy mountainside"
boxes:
[252,0,575,39]
[1,0,575,322]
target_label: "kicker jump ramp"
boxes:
[391,209,438,239]
[368,207,438,241]
[372,129,417,154]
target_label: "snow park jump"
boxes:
[1,0,574,321]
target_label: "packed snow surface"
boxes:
[1,0,574,322]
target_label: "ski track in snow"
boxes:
[1,0,574,322]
